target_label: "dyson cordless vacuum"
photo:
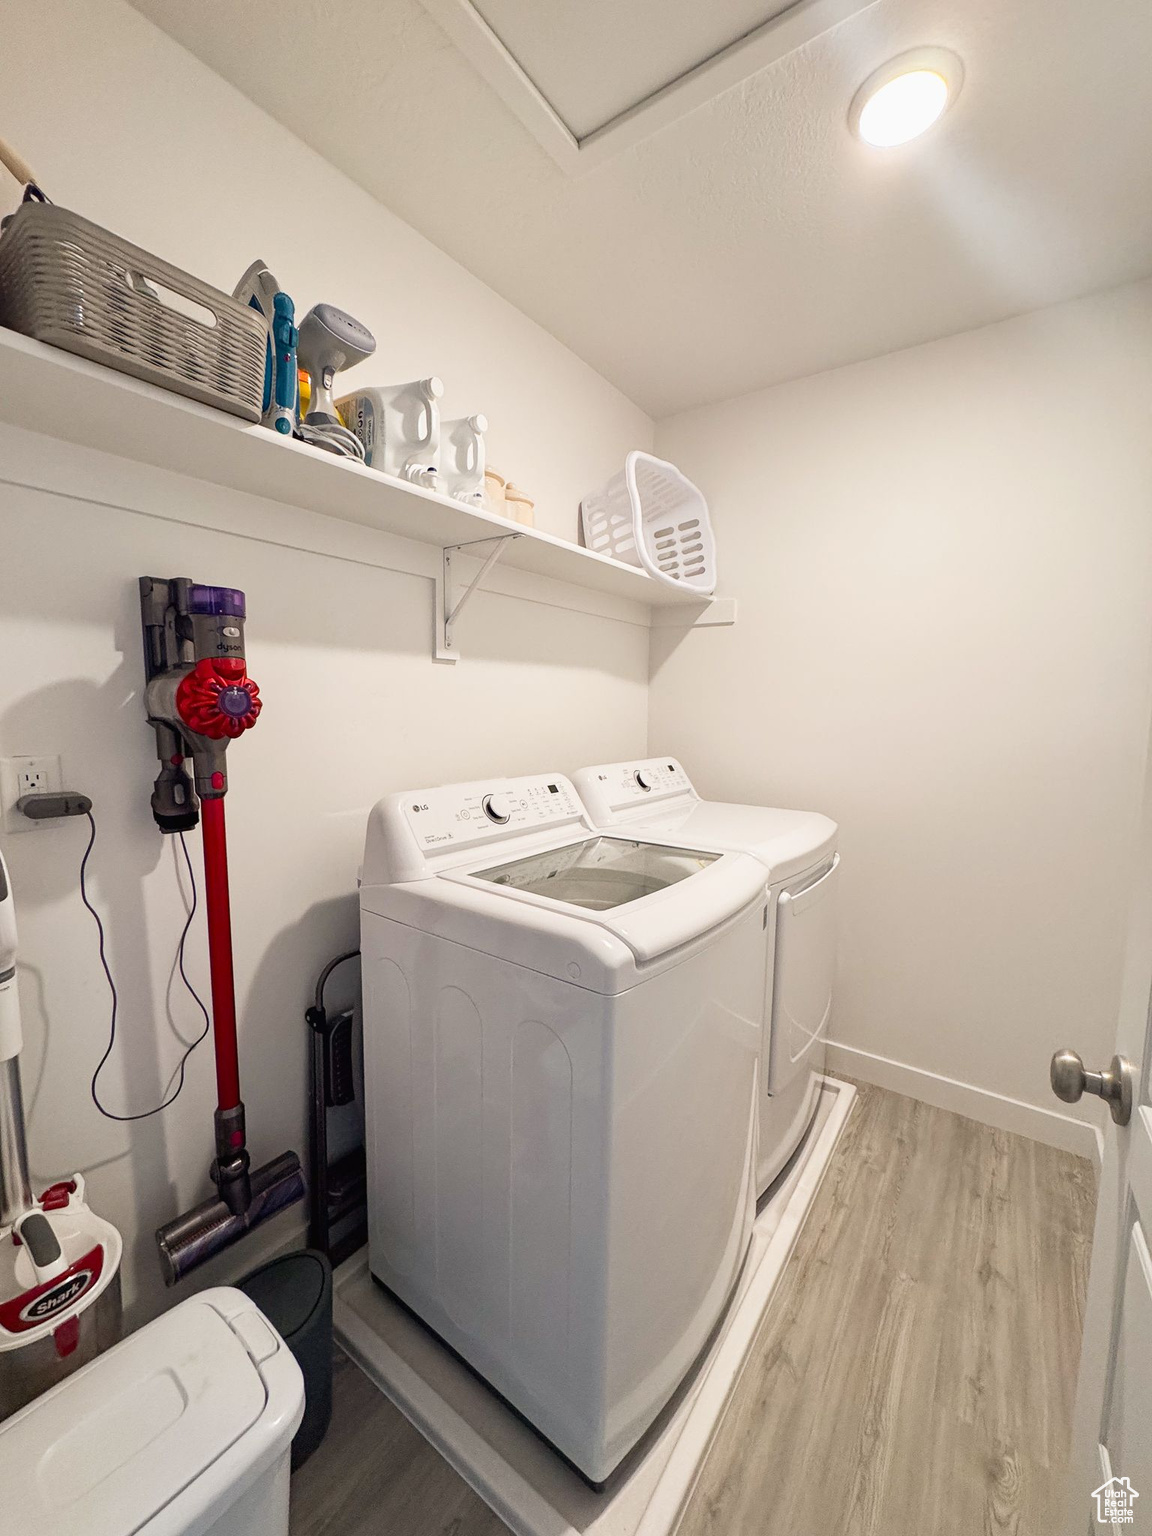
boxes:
[140,578,305,1284]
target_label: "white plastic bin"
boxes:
[0,1286,304,1536]
[580,451,716,594]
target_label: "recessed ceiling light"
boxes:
[849,48,964,148]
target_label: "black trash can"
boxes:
[239,1249,332,1470]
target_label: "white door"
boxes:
[1062,702,1152,1533]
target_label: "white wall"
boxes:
[0,0,652,1319]
[3,0,1149,1332]
[649,281,1152,1152]
[0,0,651,542]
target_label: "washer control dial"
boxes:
[482,792,513,823]
[635,769,654,791]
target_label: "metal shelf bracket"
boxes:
[436,533,523,661]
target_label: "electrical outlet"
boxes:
[1,756,64,833]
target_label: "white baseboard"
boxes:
[825,1040,1102,1165]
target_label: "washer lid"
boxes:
[645,801,838,882]
[472,836,720,911]
[0,1296,267,1536]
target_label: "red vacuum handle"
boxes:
[199,795,241,1112]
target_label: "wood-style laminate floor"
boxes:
[289,1081,1097,1536]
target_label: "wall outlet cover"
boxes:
[1,756,64,832]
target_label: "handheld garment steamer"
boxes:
[141,578,305,1284]
[296,303,376,460]
[0,847,123,1420]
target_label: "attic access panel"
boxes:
[421,0,877,171]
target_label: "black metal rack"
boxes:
[306,954,367,1267]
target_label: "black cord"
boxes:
[82,810,211,1122]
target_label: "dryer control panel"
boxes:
[576,758,696,821]
[402,774,584,854]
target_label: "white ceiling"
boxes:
[129,0,1152,417]
[466,0,803,137]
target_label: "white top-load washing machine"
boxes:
[573,758,839,1195]
[360,773,769,1482]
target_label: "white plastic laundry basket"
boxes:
[580,452,716,594]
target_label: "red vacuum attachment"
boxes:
[140,578,304,1284]
[176,657,262,740]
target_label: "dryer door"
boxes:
[769,854,839,1093]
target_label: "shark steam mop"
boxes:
[0,847,123,1420]
[141,578,305,1284]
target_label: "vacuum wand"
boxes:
[200,795,248,1214]
[0,848,33,1229]
[141,578,304,1283]
[201,797,240,1110]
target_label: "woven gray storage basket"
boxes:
[0,202,267,421]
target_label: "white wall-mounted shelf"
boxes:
[0,327,709,626]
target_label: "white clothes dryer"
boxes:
[360,774,768,1482]
[573,758,839,1195]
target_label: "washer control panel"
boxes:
[579,758,695,818]
[404,775,584,851]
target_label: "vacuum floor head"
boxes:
[156,1151,305,1286]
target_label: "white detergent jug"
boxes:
[337,378,443,486]
[440,414,488,505]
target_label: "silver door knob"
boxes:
[1050,1049,1135,1127]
